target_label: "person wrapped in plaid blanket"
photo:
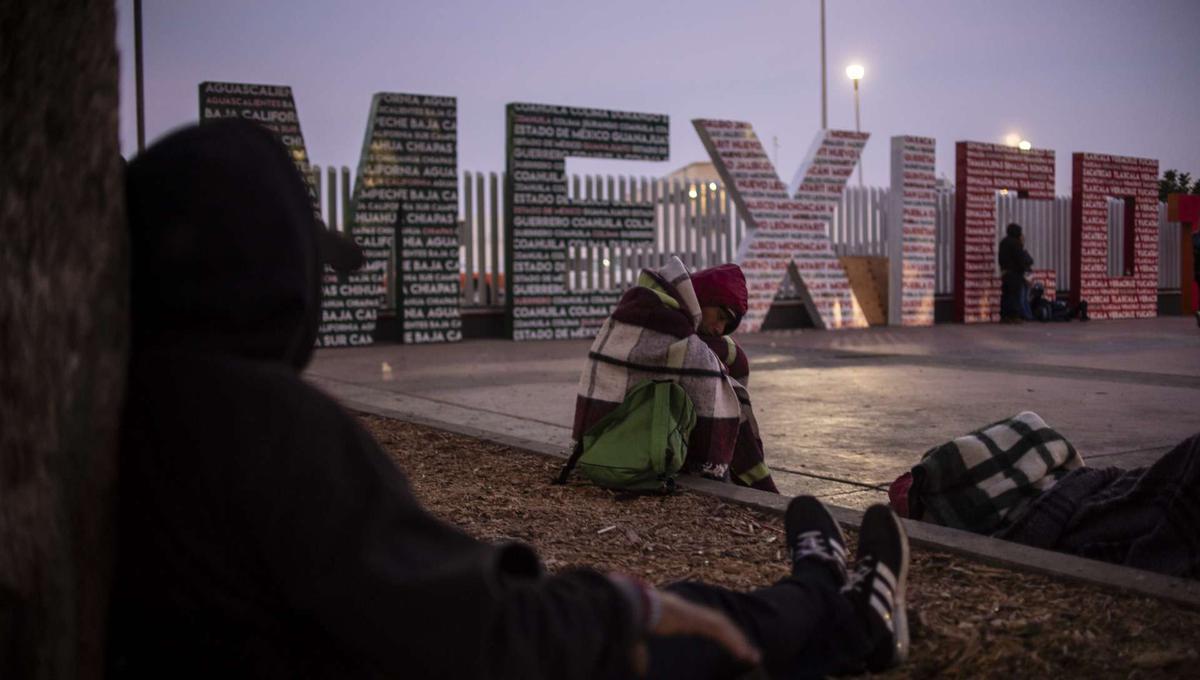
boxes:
[572,256,778,492]
[890,412,1200,579]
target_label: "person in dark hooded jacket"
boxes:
[109,119,910,679]
[997,222,1033,322]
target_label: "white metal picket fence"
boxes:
[312,165,1184,310]
[451,172,755,307]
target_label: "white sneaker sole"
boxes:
[886,510,910,667]
[859,505,910,672]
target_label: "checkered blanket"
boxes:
[908,412,1084,534]
[572,257,777,492]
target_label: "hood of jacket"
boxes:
[607,256,703,339]
[125,120,323,370]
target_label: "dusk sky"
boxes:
[116,0,1200,194]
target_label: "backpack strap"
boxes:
[554,440,585,484]
[649,381,670,476]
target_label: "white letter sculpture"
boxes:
[888,136,937,326]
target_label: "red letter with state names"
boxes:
[1070,153,1158,319]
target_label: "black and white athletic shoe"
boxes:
[784,495,849,586]
[844,503,910,672]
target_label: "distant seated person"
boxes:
[573,257,778,492]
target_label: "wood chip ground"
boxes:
[362,415,1200,679]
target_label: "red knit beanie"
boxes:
[691,264,747,330]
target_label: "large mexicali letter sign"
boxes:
[1070,153,1158,319]
[888,136,937,326]
[953,142,1055,323]
[361,94,463,344]
[199,83,462,346]
[693,121,868,330]
[505,103,669,341]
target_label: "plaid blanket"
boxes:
[997,432,1200,579]
[908,412,1083,534]
[572,257,777,492]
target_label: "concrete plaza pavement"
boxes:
[306,316,1200,509]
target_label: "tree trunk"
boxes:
[0,1,126,678]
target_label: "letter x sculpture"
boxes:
[694,120,869,331]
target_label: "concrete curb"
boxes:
[310,375,1200,612]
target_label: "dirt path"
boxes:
[362,415,1199,679]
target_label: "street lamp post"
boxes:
[135,0,145,152]
[846,64,864,186]
[820,0,827,130]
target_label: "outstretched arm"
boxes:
[247,386,756,678]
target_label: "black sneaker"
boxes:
[784,495,849,586]
[844,504,910,672]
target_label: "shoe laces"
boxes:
[844,559,874,592]
[792,530,847,574]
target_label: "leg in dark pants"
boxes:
[646,561,869,680]
[1000,272,1024,320]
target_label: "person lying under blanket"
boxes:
[888,412,1200,580]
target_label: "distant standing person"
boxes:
[998,222,1033,323]
[1192,228,1200,326]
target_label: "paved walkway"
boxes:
[306,316,1200,509]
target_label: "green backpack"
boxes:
[556,380,697,493]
